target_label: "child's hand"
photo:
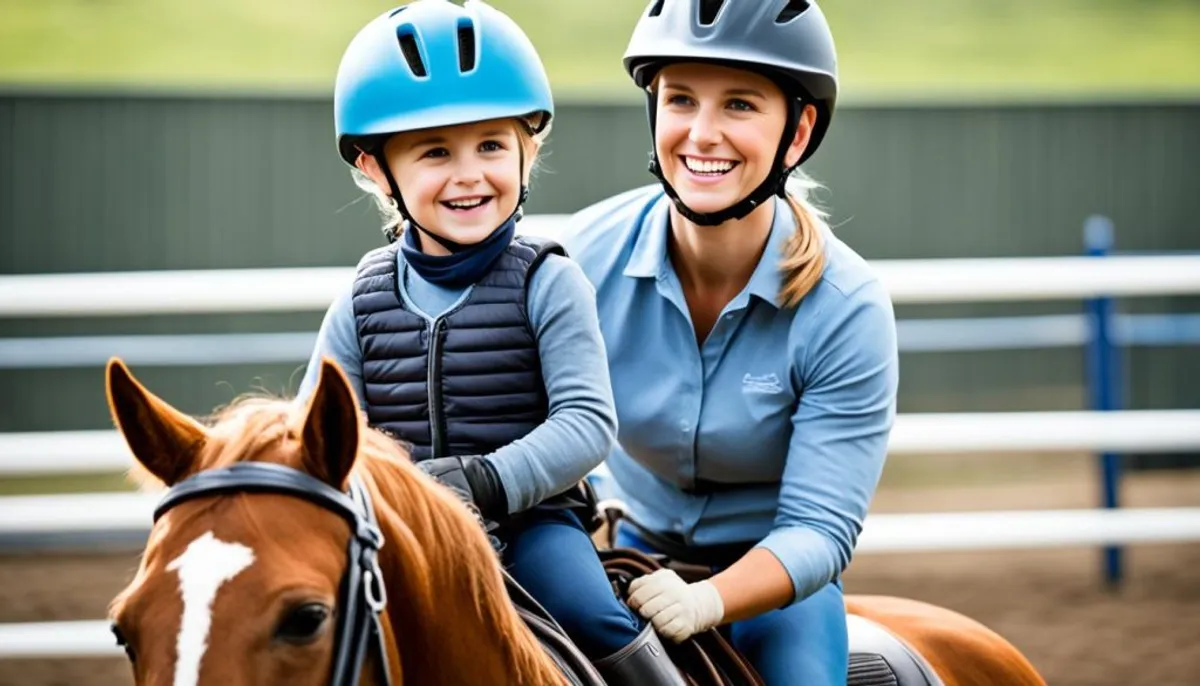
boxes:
[417,456,507,554]
[417,456,477,505]
[416,455,507,521]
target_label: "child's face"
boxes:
[375,118,526,252]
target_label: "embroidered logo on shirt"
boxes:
[742,372,784,395]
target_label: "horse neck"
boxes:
[360,459,566,686]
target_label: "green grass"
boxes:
[0,472,136,496]
[1,0,1199,100]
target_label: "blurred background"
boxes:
[1,1,1198,684]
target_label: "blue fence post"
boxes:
[1083,215,1124,588]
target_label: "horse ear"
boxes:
[106,358,208,486]
[299,357,361,489]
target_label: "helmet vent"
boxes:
[647,0,666,17]
[396,29,428,77]
[457,19,477,73]
[698,0,726,26]
[776,0,811,23]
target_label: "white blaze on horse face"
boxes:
[166,531,255,686]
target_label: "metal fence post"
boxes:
[1084,214,1124,588]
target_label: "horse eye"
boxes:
[275,603,330,644]
[112,623,137,663]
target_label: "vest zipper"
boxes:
[427,317,447,457]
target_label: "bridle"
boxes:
[153,462,392,686]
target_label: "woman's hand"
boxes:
[627,568,725,643]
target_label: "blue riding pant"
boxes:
[499,507,645,660]
[615,524,849,686]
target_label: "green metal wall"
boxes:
[1,91,1197,433]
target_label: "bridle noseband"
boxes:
[154,462,392,686]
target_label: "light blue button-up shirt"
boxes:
[563,185,898,603]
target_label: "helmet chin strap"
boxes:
[644,94,803,227]
[373,145,528,250]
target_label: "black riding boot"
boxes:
[593,624,687,686]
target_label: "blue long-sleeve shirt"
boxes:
[563,186,898,603]
[297,247,617,515]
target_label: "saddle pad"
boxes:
[847,614,942,686]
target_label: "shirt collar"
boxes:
[622,193,672,279]
[624,194,794,310]
[743,196,794,310]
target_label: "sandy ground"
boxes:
[1,461,1197,686]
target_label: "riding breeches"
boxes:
[615,523,850,686]
[499,507,645,659]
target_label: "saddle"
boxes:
[600,547,942,686]
[500,543,759,686]
[506,489,943,686]
[595,503,942,686]
[601,546,763,686]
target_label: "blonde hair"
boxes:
[352,118,546,235]
[778,168,828,308]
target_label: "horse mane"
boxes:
[126,393,556,684]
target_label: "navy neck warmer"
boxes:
[400,217,517,289]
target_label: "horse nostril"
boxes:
[275,603,331,644]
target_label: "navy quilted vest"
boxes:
[351,236,564,462]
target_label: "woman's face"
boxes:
[653,62,814,217]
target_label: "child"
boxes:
[298,2,684,683]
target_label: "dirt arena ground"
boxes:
[1,460,1197,686]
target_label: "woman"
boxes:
[564,1,899,683]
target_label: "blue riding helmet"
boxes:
[334,0,554,164]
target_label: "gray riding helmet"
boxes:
[623,0,839,224]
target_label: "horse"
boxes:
[105,355,1046,685]
[105,356,592,686]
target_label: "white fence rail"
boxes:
[4,254,1199,317]
[2,487,1197,549]
[3,216,1200,318]
[4,314,1200,369]
[4,410,1199,478]
[0,621,119,659]
[0,492,158,536]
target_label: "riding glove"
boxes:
[416,455,507,521]
[627,568,725,643]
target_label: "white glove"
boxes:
[626,568,725,643]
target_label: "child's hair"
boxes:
[352,117,547,235]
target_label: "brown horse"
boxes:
[106,356,575,686]
[105,355,1045,685]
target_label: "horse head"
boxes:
[105,357,570,685]
[105,356,403,685]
